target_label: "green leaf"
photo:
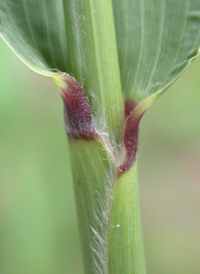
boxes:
[0,0,123,137]
[0,0,67,75]
[113,0,200,103]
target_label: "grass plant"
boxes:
[1,1,200,273]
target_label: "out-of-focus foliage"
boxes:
[139,55,200,273]
[0,40,83,274]
[0,38,200,274]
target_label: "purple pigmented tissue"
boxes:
[60,75,97,140]
[124,99,137,118]
[60,75,144,172]
[119,100,145,174]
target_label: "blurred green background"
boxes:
[0,38,200,274]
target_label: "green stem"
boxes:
[69,138,146,273]
[62,0,146,273]
[108,163,146,274]
[63,0,123,138]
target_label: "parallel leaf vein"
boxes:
[144,0,165,96]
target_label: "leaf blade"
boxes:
[0,0,68,75]
[113,0,200,102]
[0,0,124,138]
